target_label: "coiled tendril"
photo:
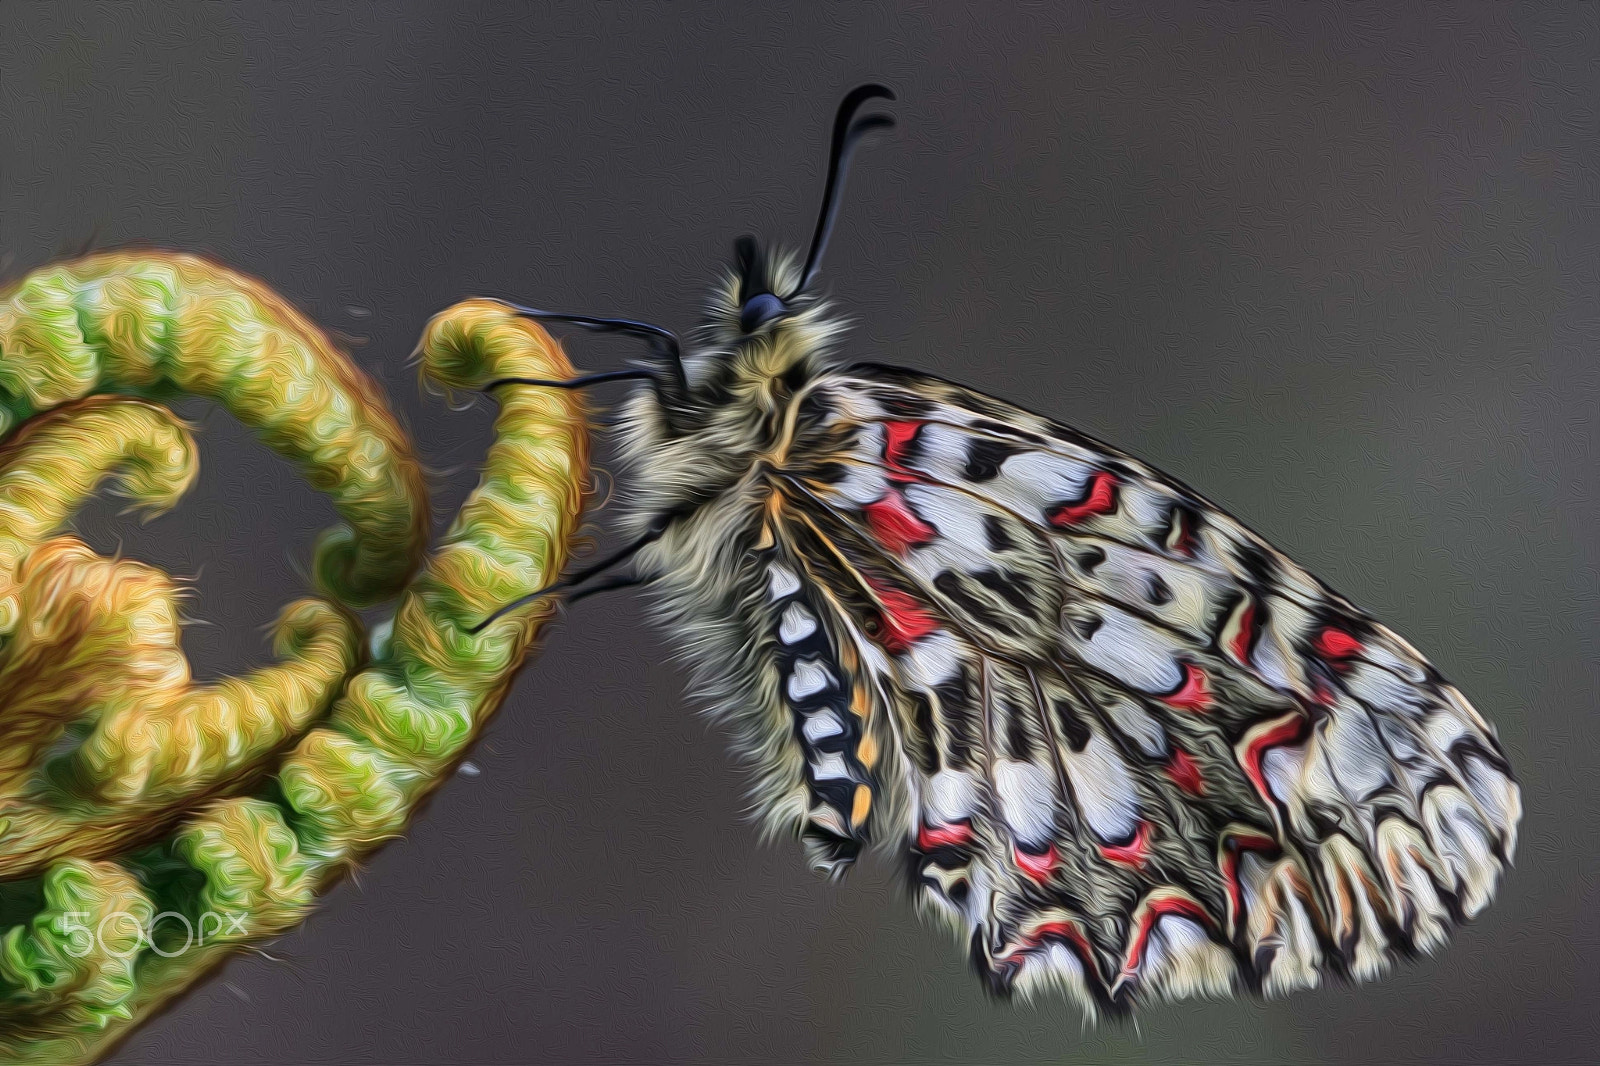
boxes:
[0,256,587,1063]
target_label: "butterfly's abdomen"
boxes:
[762,552,883,874]
[638,480,890,876]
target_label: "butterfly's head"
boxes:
[720,232,806,340]
[695,85,895,362]
[701,236,815,346]
[730,236,803,335]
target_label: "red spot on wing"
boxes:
[1169,508,1196,556]
[1018,919,1098,975]
[865,577,940,653]
[882,421,922,474]
[1161,662,1213,712]
[1166,749,1205,795]
[917,819,973,850]
[1315,626,1364,661]
[1098,821,1152,868]
[863,486,937,555]
[1047,470,1118,527]
[1228,600,1257,665]
[1014,843,1059,883]
[1241,715,1308,805]
[1121,895,1212,979]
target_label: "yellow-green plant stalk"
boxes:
[0,252,430,607]
[0,261,587,1064]
[0,397,195,637]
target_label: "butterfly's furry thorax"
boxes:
[615,247,846,543]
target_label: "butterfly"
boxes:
[477,85,1520,1017]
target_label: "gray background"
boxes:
[3,4,1596,1064]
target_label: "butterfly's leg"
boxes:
[565,572,645,604]
[484,369,659,391]
[482,301,687,394]
[467,517,673,631]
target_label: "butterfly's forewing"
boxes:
[751,362,1519,1013]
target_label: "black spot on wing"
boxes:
[1004,694,1033,759]
[1071,612,1102,640]
[877,391,936,419]
[1077,546,1107,574]
[963,437,1022,481]
[1448,733,1516,778]
[1102,458,1140,482]
[934,570,1010,631]
[1235,542,1280,589]
[984,514,1015,553]
[1052,698,1091,751]
[1144,573,1173,606]
[972,568,1036,616]
[934,665,979,763]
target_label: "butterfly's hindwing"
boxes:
[722,362,1522,1011]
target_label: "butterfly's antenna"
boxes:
[798,84,897,293]
[481,299,689,396]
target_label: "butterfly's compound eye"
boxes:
[739,292,787,333]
